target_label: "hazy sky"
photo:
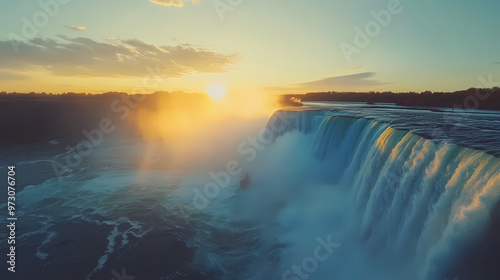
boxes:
[0,0,499,94]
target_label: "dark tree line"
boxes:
[0,91,209,147]
[280,87,500,110]
[2,88,500,147]
[0,91,129,99]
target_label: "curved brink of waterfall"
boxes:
[260,110,500,280]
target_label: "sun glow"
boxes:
[207,85,227,101]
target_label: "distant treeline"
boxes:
[2,88,500,147]
[280,87,500,110]
[0,91,209,147]
[0,91,129,99]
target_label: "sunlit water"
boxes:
[1,102,499,280]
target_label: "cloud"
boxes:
[0,70,27,81]
[149,0,200,8]
[297,72,386,90]
[266,73,387,93]
[67,25,86,31]
[0,36,239,78]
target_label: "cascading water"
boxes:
[241,109,500,280]
[3,107,499,280]
[266,109,328,139]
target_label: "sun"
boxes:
[207,85,227,101]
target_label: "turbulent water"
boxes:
[1,102,499,280]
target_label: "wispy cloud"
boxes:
[67,25,86,31]
[297,72,386,90]
[0,36,238,78]
[149,0,200,8]
[266,72,388,93]
[0,70,26,81]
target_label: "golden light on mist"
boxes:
[129,90,281,173]
[207,85,227,101]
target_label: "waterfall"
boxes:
[252,110,500,280]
